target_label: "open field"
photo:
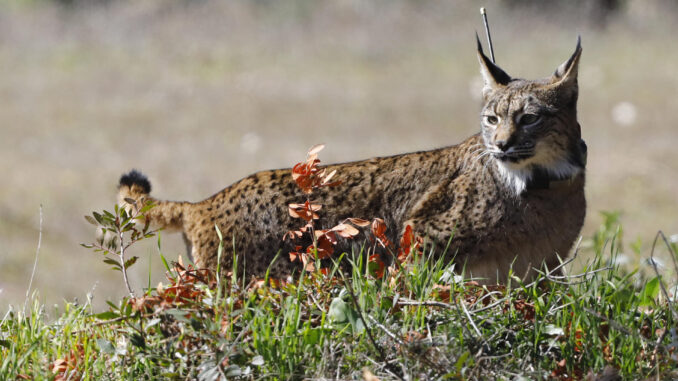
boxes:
[1,0,677,312]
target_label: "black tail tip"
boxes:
[119,169,151,194]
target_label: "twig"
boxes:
[365,314,404,345]
[396,294,507,316]
[397,299,455,310]
[469,291,503,309]
[546,266,613,281]
[119,225,135,297]
[460,298,482,337]
[469,297,509,314]
[538,234,609,288]
[23,205,43,316]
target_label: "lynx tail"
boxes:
[118,169,151,206]
[117,170,186,232]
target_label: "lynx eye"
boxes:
[484,115,499,126]
[520,113,541,126]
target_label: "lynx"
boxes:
[117,38,586,283]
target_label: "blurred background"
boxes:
[1,0,677,312]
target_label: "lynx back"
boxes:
[116,38,586,283]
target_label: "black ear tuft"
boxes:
[553,36,582,81]
[476,33,511,88]
[119,169,151,194]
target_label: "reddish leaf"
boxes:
[332,223,359,238]
[372,218,387,237]
[283,230,303,241]
[368,254,386,278]
[371,218,392,248]
[321,169,337,184]
[314,234,335,259]
[289,251,302,262]
[308,144,325,156]
[324,231,338,245]
[288,201,321,221]
[51,359,68,374]
[432,284,452,302]
[397,225,423,263]
[348,218,371,227]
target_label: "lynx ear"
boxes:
[476,33,511,97]
[551,36,582,88]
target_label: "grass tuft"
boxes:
[2,215,678,379]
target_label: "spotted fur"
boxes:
[116,39,586,283]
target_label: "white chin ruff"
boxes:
[495,161,529,195]
[495,159,582,196]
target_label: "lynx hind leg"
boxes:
[184,226,235,276]
[182,233,194,263]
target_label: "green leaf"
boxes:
[640,276,660,306]
[328,297,350,324]
[124,256,139,269]
[139,202,155,214]
[328,297,363,333]
[455,350,471,373]
[93,212,105,225]
[142,218,151,233]
[158,247,171,273]
[84,215,99,226]
[97,339,116,354]
[146,318,161,329]
[380,296,393,311]
[303,327,324,346]
[224,365,242,377]
[93,311,119,320]
[103,258,121,269]
[0,340,11,349]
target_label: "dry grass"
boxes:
[1,0,677,311]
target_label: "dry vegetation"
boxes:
[1,0,677,312]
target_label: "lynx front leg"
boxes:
[403,209,515,284]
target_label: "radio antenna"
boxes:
[480,7,496,63]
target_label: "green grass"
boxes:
[2,215,677,380]
[3,0,678,312]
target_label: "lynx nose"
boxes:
[493,129,514,152]
[495,139,509,151]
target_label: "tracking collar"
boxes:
[526,139,587,190]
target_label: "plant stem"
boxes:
[119,227,135,297]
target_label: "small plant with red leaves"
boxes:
[283,144,370,273]
[284,144,426,279]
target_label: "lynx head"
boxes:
[477,36,585,195]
